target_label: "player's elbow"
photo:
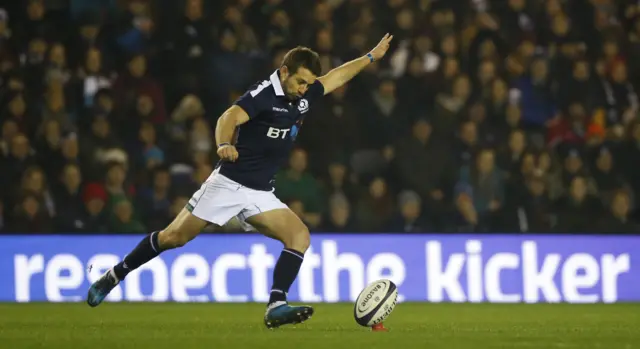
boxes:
[217,110,236,128]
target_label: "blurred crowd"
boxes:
[0,0,639,234]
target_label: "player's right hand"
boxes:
[217,144,239,162]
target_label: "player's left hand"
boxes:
[369,33,394,61]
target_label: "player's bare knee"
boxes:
[158,228,191,249]
[285,225,310,253]
[157,209,205,249]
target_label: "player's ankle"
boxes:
[268,289,287,305]
[112,262,129,280]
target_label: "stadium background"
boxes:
[0,0,639,234]
[1,1,639,348]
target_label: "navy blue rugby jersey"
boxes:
[216,70,324,191]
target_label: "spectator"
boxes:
[386,190,428,232]
[498,129,527,176]
[134,121,165,174]
[60,134,80,170]
[598,190,639,233]
[4,92,35,137]
[433,74,471,142]
[221,4,259,53]
[263,8,292,50]
[165,94,204,163]
[102,161,136,214]
[188,117,213,159]
[512,57,557,131]
[359,78,409,160]
[320,193,357,232]
[136,166,172,231]
[76,48,112,110]
[275,148,322,228]
[537,150,564,200]
[589,145,629,205]
[168,0,212,85]
[0,119,19,158]
[487,79,509,127]
[40,80,75,135]
[53,163,85,232]
[454,120,480,168]
[554,176,602,233]
[496,104,524,144]
[45,42,71,87]
[79,115,122,180]
[394,118,454,228]
[355,177,394,232]
[455,149,506,231]
[7,191,52,233]
[17,166,55,219]
[108,196,145,233]
[557,59,605,111]
[505,174,553,232]
[321,159,359,204]
[82,182,109,232]
[2,134,38,188]
[112,54,166,123]
[21,0,61,42]
[605,62,638,126]
[474,59,497,101]
[116,0,159,58]
[35,119,64,179]
[208,30,252,114]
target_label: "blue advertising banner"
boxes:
[0,234,637,303]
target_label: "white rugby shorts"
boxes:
[187,168,288,231]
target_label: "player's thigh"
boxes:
[245,207,310,252]
[160,177,247,248]
[189,174,250,224]
[158,207,209,248]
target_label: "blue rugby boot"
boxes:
[264,301,314,329]
[87,268,119,307]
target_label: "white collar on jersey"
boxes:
[270,70,285,97]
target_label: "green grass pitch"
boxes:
[1,303,639,349]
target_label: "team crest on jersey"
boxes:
[298,99,309,113]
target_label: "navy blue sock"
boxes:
[113,231,162,280]
[269,248,305,304]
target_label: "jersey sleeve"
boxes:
[233,82,272,119]
[304,80,325,103]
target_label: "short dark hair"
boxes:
[281,46,322,76]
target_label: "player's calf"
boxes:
[87,208,207,307]
[246,209,310,308]
[112,209,205,280]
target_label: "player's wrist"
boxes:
[217,142,231,149]
[366,52,375,63]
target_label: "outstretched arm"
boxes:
[318,33,393,95]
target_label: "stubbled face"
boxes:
[280,66,317,100]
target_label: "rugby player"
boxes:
[87,33,393,329]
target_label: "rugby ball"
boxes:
[353,279,398,327]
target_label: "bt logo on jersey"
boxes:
[266,127,291,139]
